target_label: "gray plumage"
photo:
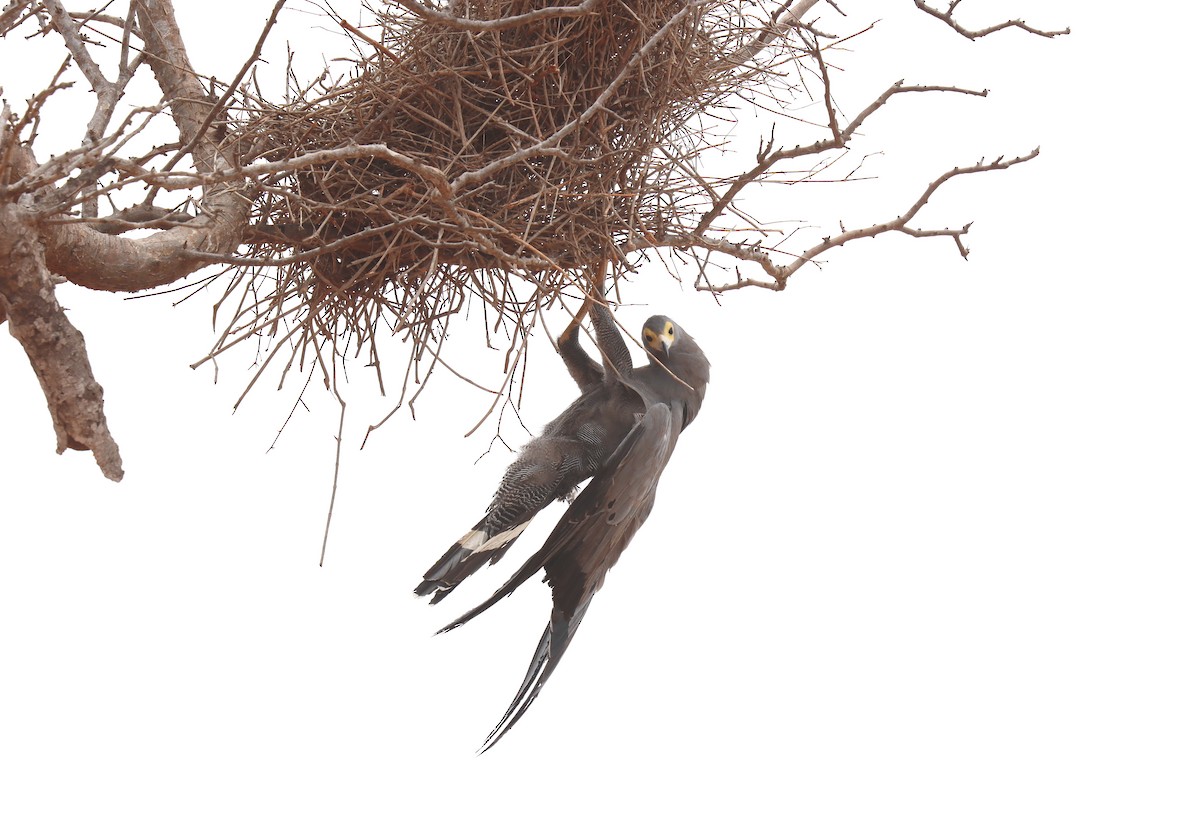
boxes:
[437,314,710,751]
[414,302,641,604]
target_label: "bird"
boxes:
[436,312,710,751]
[414,296,641,604]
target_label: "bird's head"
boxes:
[641,315,678,360]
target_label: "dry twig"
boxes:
[913,0,1069,40]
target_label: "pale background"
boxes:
[3,1,1197,812]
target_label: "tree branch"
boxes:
[0,201,123,480]
[388,0,600,33]
[43,0,145,220]
[0,0,34,35]
[448,0,700,193]
[26,0,253,293]
[680,149,1041,292]
[694,81,988,235]
[158,0,287,177]
[44,0,109,92]
[914,1,1069,40]
[728,0,822,66]
[65,204,193,234]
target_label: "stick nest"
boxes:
[223,0,773,396]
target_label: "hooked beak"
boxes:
[659,333,673,357]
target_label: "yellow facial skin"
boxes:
[642,320,676,354]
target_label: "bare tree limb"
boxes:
[728,0,821,65]
[0,0,259,482]
[67,204,192,234]
[0,0,34,34]
[43,0,145,221]
[388,0,600,33]
[138,143,453,197]
[914,1,1069,40]
[694,81,988,235]
[671,149,1042,292]
[158,0,287,176]
[135,0,221,154]
[24,0,253,292]
[44,1,109,92]
[0,200,124,480]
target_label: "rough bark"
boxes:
[0,201,123,480]
[0,0,252,481]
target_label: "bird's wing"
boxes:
[440,400,684,751]
[413,516,532,604]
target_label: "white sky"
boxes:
[3,1,1198,812]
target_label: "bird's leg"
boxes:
[586,260,634,378]
[558,295,590,350]
[588,259,607,303]
[554,263,609,391]
[557,260,606,347]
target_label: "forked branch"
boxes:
[683,150,1041,292]
[914,1,1069,40]
[693,80,990,236]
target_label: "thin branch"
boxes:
[0,0,35,34]
[914,1,1069,40]
[337,17,403,63]
[66,204,193,234]
[728,0,821,65]
[159,0,288,176]
[44,0,109,92]
[319,393,346,567]
[389,0,600,33]
[448,0,701,193]
[147,143,453,198]
[688,149,1041,292]
[694,81,989,234]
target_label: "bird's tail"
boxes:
[413,520,531,604]
[478,599,591,753]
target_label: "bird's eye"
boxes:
[667,326,674,335]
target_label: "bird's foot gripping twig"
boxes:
[558,258,610,347]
